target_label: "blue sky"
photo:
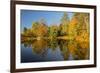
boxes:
[21,10,74,31]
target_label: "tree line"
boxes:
[21,12,89,42]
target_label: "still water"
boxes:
[21,39,89,63]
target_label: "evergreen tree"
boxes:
[60,12,69,36]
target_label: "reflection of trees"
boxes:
[48,39,58,51]
[58,40,69,60]
[22,41,32,48]
[31,39,48,55]
[22,39,89,60]
[67,40,89,60]
[77,41,89,59]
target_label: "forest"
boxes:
[21,12,89,46]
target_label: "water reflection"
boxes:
[21,39,89,63]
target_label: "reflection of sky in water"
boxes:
[21,44,65,63]
[44,48,64,61]
[21,40,89,63]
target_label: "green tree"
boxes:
[31,22,39,37]
[60,12,69,36]
[49,25,58,39]
[23,27,28,33]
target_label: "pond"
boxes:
[21,39,89,63]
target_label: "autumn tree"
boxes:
[36,23,48,37]
[71,13,90,46]
[38,18,46,25]
[31,19,48,37]
[68,17,78,39]
[73,13,89,35]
